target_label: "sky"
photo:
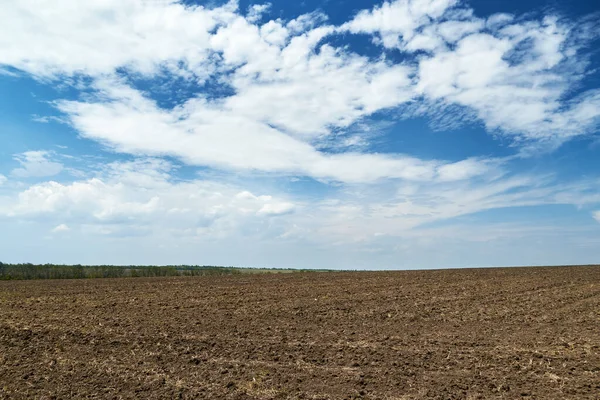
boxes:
[0,0,599,269]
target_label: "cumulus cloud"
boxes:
[11,151,63,178]
[414,23,600,147]
[342,0,459,48]
[0,0,238,80]
[343,0,600,147]
[247,3,271,23]
[2,159,299,239]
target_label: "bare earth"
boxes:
[1,266,599,399]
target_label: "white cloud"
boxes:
[2,159,299,240]
[593,211,600,223]
[260,20,289,46]
[342,0,458,48]
[51,224,70,233]
[414,23,600,146]
[0,174,6,185]
[435,158,497,182]
[32,115,66,124]
[437,19,484,43]
[290,175,600,245]
[247,3,271,23]
[486,13,514,29]
[55,76,495,183]
[287,11,328,33]
[344,1,600,147]
[1,0,598,164]
[258,202,295,216]
[11,151,64,178]
[2,156,600,251]
[0,0,239,80]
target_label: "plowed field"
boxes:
[1,266,600,399]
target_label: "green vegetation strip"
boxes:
[0,263,330,280]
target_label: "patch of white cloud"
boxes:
[55,76,495,183]
[289,174,600,245]
[1,0,598,159]
[0,0,240,80]
[344,1,600,147]
[414,25,600,147]
[436,19,484,43]
[486,13,514,29]
[341,0,459,48]
[0,174,6,185]
[435,158,498,182]
[11,151,64,178]
[286,11,328,34]
[258,202,295,216]
[32,115,67,124]
[247,3,271,23]
[51,224,70,233]
[2,158,600,248]
[2,159,299,240]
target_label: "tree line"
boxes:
[0,262,243,280]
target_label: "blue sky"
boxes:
[1,0,600,269]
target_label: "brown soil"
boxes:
[1,266,600,399]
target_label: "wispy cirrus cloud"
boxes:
[287,174,600,245]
